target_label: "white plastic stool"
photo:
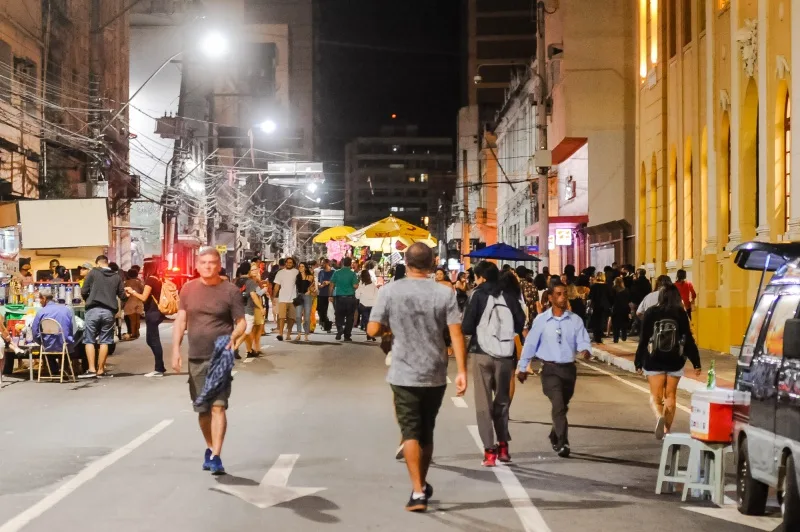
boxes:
[681,441,734,504]
[656,433,695,495]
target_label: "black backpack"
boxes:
[649,318,683,356]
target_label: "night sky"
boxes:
[316,0,462,200]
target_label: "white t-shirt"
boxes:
[274,268,299,303]
[355,283,379,307]
[637,290,660,317]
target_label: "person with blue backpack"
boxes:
[462,261,526,467]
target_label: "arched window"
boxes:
[786,96,792,233]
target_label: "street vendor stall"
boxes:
[0,199,111,379]
[346,216,437,281]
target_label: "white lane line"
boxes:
[577,360,692,414]
[243,358,256,364]
[232,370,238,376]
[468,425,551,532]
[0,419,173,532]
[451,397,468,408]
[446,376,452,384]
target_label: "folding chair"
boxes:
[37,318,76,383]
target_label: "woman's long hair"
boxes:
[500,271,521,297]
[394,264,406,280]
[360,269,372,285]
[613,276,625,292]
[657,284,684,311]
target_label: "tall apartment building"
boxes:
[0,1,42,199]
[448,0,536,262]
[129,0,316,268]
[345,125,453,228]
[0,0,132,263]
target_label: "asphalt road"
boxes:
[0,322,782,532]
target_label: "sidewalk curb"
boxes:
[590,346,707,394]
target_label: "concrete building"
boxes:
[129,0,315,268]
[492,0,636,272]
[633,0,799,354]
[0,1,132,264]
[344,125,453,228]
[448,1,537,264]
[0,0,42,200]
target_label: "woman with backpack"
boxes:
[461,261,526,467]
[124,263,170,377]
[635,284,702,440]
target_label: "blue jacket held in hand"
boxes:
[193,335,234,407]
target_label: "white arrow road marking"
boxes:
[451,397,468,408]
[468,426,551,532]
[682,504,780,531]
[211,454,326,509]
[0,419,174,532]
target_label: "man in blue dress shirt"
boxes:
[517,283,592,458]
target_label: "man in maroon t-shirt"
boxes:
[172,247,246,475]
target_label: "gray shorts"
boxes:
[83,307,116,345]
[643,369,684,378]
[188,359,231,413]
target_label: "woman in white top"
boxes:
[355,269,379,342]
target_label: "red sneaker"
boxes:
[482,449,498,467]
[497,442,512,463]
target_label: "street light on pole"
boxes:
[161,31,231,267]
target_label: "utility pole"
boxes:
[535,0,550,271]
[164,48,189,268]
[461,149,470,269]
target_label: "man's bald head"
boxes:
[405,242,434,272]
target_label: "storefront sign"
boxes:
[555,229,572,246]
[216,245,227,255]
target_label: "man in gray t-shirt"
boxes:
[367,243,467,513]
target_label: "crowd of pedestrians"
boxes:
[86,246,705,511]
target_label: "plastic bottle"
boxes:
[706,359,716,390]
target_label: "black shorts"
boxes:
[391,384,446,446]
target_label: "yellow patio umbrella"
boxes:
[313,225,357,244]
[348,217,437,251]
[348,216,434,241]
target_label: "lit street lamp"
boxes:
[104,31,230,134]
[258,119,277,135]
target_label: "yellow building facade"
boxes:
[636,0,795,353]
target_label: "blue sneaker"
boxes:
[208,455,226,475]
[202,449,212,471]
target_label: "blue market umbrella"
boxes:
[464,243,541,262]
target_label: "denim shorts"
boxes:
[643,369,684,378]
[83,307,116,345]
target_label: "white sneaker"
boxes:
[655,416,666,440]
[144,371,164,378]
